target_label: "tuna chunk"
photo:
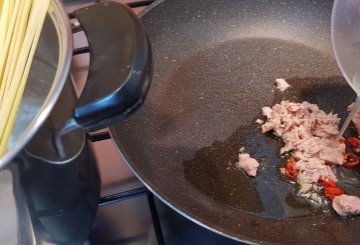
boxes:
[275,78,291,92]
[236,153,260,177]
[260,100,360,212]
[296,158,337,184]
[261,100,344,187]
[262,106,273,118]
[295,138,344,165]
[318,146,345,165]
[349,102,360,133]
[332,194,360,217]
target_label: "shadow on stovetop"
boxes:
[156,199,246,245]
[89,194,246,245]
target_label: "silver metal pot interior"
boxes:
[0,0,72,167]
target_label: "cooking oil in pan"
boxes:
[182,38,357,219]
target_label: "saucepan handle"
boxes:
[54,1,151,158]
[73,1,151,131]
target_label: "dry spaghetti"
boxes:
[0,0,50,156]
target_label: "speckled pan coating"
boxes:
[110,0,360,244]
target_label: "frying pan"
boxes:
[110,0,360,244]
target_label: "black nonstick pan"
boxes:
[110,0,360,244]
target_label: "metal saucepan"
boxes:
[111,0,360,244]
[0,1,151,244]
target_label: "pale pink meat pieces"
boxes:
[261,107,273,119]
[349,102,360,133]
[295,158,337,184]
[261,122,276,134]
[352,113,360,132]
[332,194,360,216]
[295,138,344,165]
[318,147,344,165]
[261,100,344,187]
[236,153,260,177]
[261,100,360,213]
[275,78,291,92]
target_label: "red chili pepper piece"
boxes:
[323,187,344,201]
[285,158,299,179]
[318,176,337,188]
[285,168,298,179]
[346,137,360,148]
[344,152,360,169]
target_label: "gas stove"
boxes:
[66,1,243,244]
[0,1,243,244]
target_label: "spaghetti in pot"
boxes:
[0,0,50,156]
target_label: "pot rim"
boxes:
[0,0,72,167]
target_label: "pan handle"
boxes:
[54,1,151,158]
[73,1,151,131]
